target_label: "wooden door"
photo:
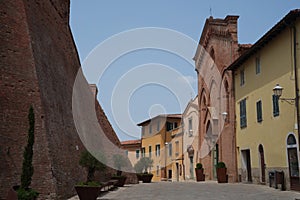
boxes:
[287,134,300,191]
[259,145,266,183]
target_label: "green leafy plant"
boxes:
[17,106,39,199]
[17,188,39,200]
[76,181,102,187]
[79,150,106,183]
[113,154,127,176]
[134,157,153,174]
[196,163,203,169]
[216,162,226,169]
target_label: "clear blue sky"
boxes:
[70,1,299,141]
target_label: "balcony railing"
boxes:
[169,126,183,137]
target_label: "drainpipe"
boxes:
[292,24,300,149]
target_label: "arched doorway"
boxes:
[258,144,266,183]
[287,134,300,190]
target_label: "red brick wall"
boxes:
[195,15,239,182]
[0,0,87,199]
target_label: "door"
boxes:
[259,145,266,183]
[168,170,172,180]
[189,156,194,179]
[176,163,179,181]
[287,134,300,191]
[213,144,219,179]
[246,150,252,182]
[241,149,252,182]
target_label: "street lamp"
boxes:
[273,84,283,98]
[273,84,296,102]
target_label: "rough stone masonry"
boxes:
[0,0,126,199]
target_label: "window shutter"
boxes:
[256,101,262,122]
[273,95,279,117]
[240,99,247,128]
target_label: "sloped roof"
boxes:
[137,114,182,126]
[228,9,300,70]
[121,139,141,145]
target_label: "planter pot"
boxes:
[217,168,228,183]
[75,186,102,200]
[136,174,143,181]
[111,176,127,187]
[195,168,205,182]
[138,174,153,183]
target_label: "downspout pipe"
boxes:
[292,24,300,149]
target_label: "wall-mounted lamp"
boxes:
[222,112,228,122]
[273,84,295,103]
[273,84,283,98]
[273,83,300,150]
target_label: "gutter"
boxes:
[292,24,300,149]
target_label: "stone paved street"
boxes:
[90,182,300,200]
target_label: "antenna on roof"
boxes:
[209,6,212,17]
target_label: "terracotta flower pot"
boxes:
[75,186,102,200]
[138,173,153,183]
[217,168,228,183]
[111,176,127,187]
[195,168,205,181]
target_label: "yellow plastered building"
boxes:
[138,114,182,182]
[228,10,300,190]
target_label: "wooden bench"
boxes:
[101,180,118,192]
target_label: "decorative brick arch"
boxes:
[195,15,240,182]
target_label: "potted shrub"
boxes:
[111,154,127,187]
[134,157,153,183]
[216,162,227,183]
[7,106,39,200]
[75,150,106,200]
[195,163,205,181]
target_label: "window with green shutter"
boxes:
[256,100,263,122]
[272,94,279,117]
[149,146,152,158]
[240,99,247,128]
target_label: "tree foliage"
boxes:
[113,154,127,176]
[134,157,153,173]
[20,106,35,189]
[79,150,106,182]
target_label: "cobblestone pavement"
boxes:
[70,181,300,200]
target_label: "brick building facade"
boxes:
[193,16,240,182]
[0,0,124,199]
